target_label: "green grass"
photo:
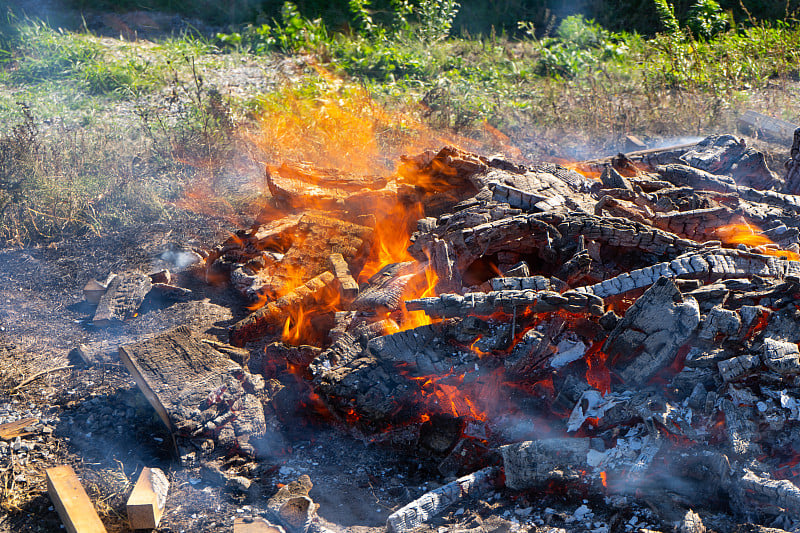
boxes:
[1,4,800,245]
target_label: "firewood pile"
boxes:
[80,130,800,532]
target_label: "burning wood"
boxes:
[89,132,800,531]
[229,271,339,347]
[92,271,152,325]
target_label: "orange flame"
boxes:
[715,222,800,261]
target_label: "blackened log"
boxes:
[386,467,497,533]
[93,271,152,325]
[656,164,737,193]
[575,249,800,298]
[604,277,700,386]
[600,166,632,190]
[698,306,742,341]
[784,127,800,195]
[405,289,604,319]
[229,271,338,347]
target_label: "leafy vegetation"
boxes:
[0,0,799,244]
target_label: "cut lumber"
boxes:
[234,517,286,533]
[92,271,152,325]
[126,467,169,530]
[46,465,107,533]
[737,110,798,143]
[82,273,117,305]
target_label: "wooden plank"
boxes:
[0,417,37,440]
[233,517,284,533]
[126,467,168,530]
[45,465,107,533]
[119,326,241,434]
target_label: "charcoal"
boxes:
[351,261,420,312]
[698,306,742,340]
[761,337,800,374]
[718,354,761,382]
[656,163,737,193]
[734,469,800,516]
[604,277,700,386]
[721,399,760,457]
[499,438,600,489]
[678,510,706,533]
[489,275,551,291]
[600,166,632,190]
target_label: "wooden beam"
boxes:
[126,467,169,530]
[46,465,107,533]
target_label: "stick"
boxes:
[11,365,74,392]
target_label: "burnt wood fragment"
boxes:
[386,467,497,533]
[499,438,599,489]
[93,271,152,325]
[327,253,358,304]
[604,277,700,386]
[119,327,273,458]
[351,262,419,312]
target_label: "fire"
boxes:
[715,222,800,260]
[585,341,611,395]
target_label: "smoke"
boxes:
[160,249,202,269]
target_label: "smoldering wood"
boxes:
[604,277,700,386]
[678,510,706,533]
[499,438,599,490]
[489,275,551,291]
[502,261,530,278]
[308,320,392,378]
[721,399,760,457]
[503,328,554,377]
[229,271,338,347]
[149,282,193,301]
[678,134,777,190]
[385,467,497,533]
[698,306,742,341]
[574,249,800,298]
[119,327,269,457]
[92,271,152,325]
[600,166,632,190]
[717,354,761,382]
[312,354,416,424]
[554,247,592,285]
[761,337,800,374]
[652,206,738,241]
[656,164,738,193]
[405,289,604,319]
[594,195,651,226]
[351,261,420,312]
[366,320,485,375]
[735,469,800,516]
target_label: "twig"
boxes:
[10,365,74,392]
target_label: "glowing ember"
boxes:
[585,341,611,395]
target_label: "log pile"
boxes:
[104,133,800,531]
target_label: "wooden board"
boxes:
[0,417,37,440]
[126,467,168,530]
[46,465,107,533]
[119,326,241,433]
[233,517,284,533]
